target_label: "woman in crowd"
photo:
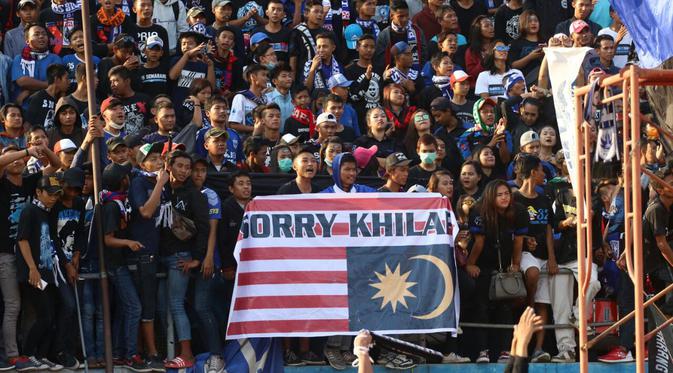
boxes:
[538,125,558,163]
[510,10,545,83]
[474,145,505,186]
[319,136,344,175]
[354,106,401,166]
[185,78,214,128]
[270,144,294,174]
[404,109,432,159]
[464,16,495,89]
[475,41,524,101]
[455,160,483,206]
[382,83,417,142]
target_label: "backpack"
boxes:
[171,1,180,22]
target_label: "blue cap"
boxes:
[344,24,363,50]
[504,72,525,95]
[327,73,353,89]
[250,32,270,45]
[391,41,411,56]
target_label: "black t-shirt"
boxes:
[468,201,529,270]
[344,63,382,134]
[291,26,328,80]
[508,39,542,79]
[450,0,487,35]
[127,23,171,62]
[450,100,476,129]
[643,197,672,274]
[219,195,244,268]
[118,93,151,137]
[251,25,293,63]
[16,202,60,283]
[0,172,41,255]
[407,165,436,188]
[513,191,554,260]
[138,62,170,100]
[102,200,128,268]
[97,57,141,99]
[25,89,57,130]
[277,180,318,195]
[353,135,401,159]
[494,4,523,44]
[283,116,312,143]
[51,198,86,262]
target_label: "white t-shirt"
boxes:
[228,93,262,127]
[475,68,524,100]
[598,27,633,68]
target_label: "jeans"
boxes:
[21,283,61,358]
[194,275,222,354]
[56,280,77,355]
[162,252,192,342]
[0,254,20,358]
[108,265,141,359]
[131,255,159,322]
[80,275,104,360]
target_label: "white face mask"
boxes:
[108,121,125,130]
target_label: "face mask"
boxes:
[108,121,125,130]
[264,62,277,70]
[420,152,437,165]
[278,158,293,172]
[325,158,333,167]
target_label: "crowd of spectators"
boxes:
[0,0,666,370]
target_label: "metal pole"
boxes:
[80,0,114,370]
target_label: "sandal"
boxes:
[164,356,194,369]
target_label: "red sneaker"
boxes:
[598,347,635,363]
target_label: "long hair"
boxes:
[483,40,511,74]
[469,15,491,54]
[404,108,430,157]
[382,83,406,110]
[478,179,515,235]
[518,10,541,41]
[427,169,453,193]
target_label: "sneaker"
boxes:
[598,347,635,363]
[383,353,416,370]
[13,356,46,372]
[284,350,305,367]
[341,351,357,364]
[147,355,165,372]
[476,350,490,363]
[551,349,576,363]
[300,351,324,365]
[40,358,63,371]
[54,352,79,370]
[530,350,551,363]
[0,360,13,371]
[324,348,347,370]
[113,356,126,366]
[125,354,152,372]
[442,352,470,363]
[204,354,225,373]
[497,351,511,363]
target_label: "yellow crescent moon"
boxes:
[410,254,453,320]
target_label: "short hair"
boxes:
[270,62,293,81]
[26,125,46,142]
[205,95,228,112]
[461,160,483,177]
[316,32,335,44]
[244,136,266,156]
[304,0,322,11]
[108,65,132,80]
[427,170,454,192]
[356,34,375,47]
[245,64,268,80]
[390,0,409,11]
[431,51,451,67]
[254,44,274,61]
[154,101,174,114]
[228,169,251,187]
[438,5,455,17]
[340,152,357,167]
[417,133,438,148]
[47,64,68,85]
[188,78,213,96]
[594,34,615,48]
[0,103,23,122]
[291,85,310,99]
[75,63,87,82]
[216,26,236,40]
[518,153,542,179]
[261,103,281,116]
[437,31,457,45]
[324,93,344,105]
[167,150,193,167]
[355,0,374,10]
[267,0,283,8]
[150,94,172,109]
[652,168,673,192]
[24,23,45,39]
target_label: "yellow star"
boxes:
[370,263,417,313]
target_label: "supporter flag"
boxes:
[647,304,673,373]
[166,338,283,373]
[610,0,673,68]
[226,194,460,339]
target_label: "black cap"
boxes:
[124,133,144,149]
[62,167,84,188]
[37,175,63,194]
[102,162,132,190]
[106,137,127,151]
[430,96,451,111]
[385,152,412,171]
[113,33,137,49]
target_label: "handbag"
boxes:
[489,238,527,301]
[170,205,197,241]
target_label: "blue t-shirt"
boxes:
[11,53,62,102]
[62,54,100,84]
[128,174,165,254]
[201,186,222,268]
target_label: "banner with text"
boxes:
[225,193,459,339]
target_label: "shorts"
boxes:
[520,251,550,304]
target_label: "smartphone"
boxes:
[39,279,48,291]
[538,43,547,49]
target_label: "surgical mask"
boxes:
[420,151,437,165]
[108,121,125,130]
[264,62,277,70]
[278,158,293,172]
[325,158,333,167]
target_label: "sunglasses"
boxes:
[415,113,430,121]
[494,45,510,52]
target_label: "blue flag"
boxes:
[167,338,283,373]
[610,0,673,68]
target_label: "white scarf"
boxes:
[390,21,420,70]
[304,56,341,89]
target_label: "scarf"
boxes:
[472,97,499,133]
[96,8,126,43]
[33,198,51,212]
[20,46,50,78]
[295,23,316,59]
[356,18,380,38]
[305,56,341,89]
[432,75,453,99]
[585,79,619,162]
[213,50,237,93]
[389,66,418,83]
[101,190,130,222]
[291,106,316,137]
[384,106,416,129]
[32,199,66,286]
[391,21,420,70]
[50,0,81,52]
[324,0,351,31]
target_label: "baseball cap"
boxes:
[385,152,412,171]
[570,19,590,34]
[136,142,164,164]
[212,0,231,8]
[430,96,451,111]
[17,0,37,9]
[186,6,205,18]
[476,97,497,110]
[106,137,127,151]
[204,127,229,141]
[145,35,164,49]
[344,24,363,50]
[113,33,136,48]
[62,167,84,188]
[102,162,132,190]
[280,133,300,146]
[124,133,144,149]
[450,70,470,86]
[162,142,186,156]
[317,112,337,125]
[391,41,413,56]
[100,97,123,113]
[353,145,378,169]
[327,74,353,89]
[53,139,77,153]
[250,32,270,45]
[37,175,63,195]
[520,130,540,148]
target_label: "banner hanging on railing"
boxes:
[225,193,459,339]
[545,47,591,194]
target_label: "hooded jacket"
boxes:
[48,97,85,146]
[457,98,513,160]
[321,153,377,193]
[152,0,189,53]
